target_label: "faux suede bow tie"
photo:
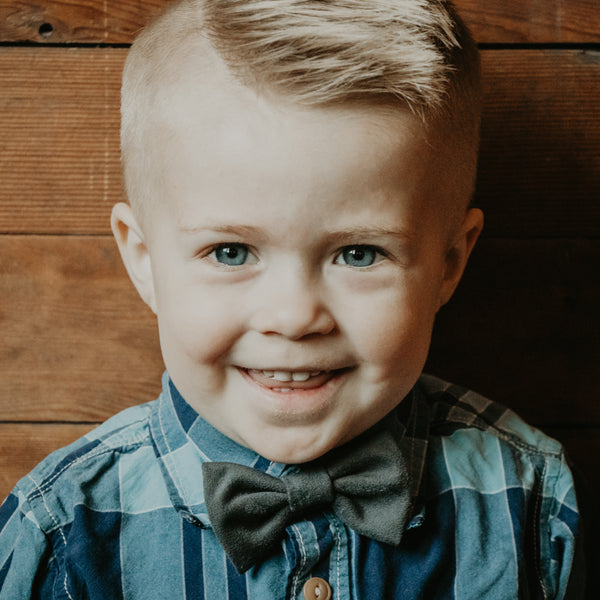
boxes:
[202,428,411,573]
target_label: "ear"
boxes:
[111,203,157,314]
[437,208,484,309]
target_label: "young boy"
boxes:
[0,0,583,598]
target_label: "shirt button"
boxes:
[302,577,332,600]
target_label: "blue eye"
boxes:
[212,244,250,266]
[336,245,379,267]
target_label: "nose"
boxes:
[249,265,336,340]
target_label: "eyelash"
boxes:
[207,243,256,267]
[203,243,387,268]
[334,245,386,268]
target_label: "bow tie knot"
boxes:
[285,468,334,513]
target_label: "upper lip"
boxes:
[238,366,347,373]
[238,366,351,389]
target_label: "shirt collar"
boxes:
[149,372,287,524]
[168,377,287,473]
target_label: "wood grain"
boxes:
[0,235,164,422]
[0,0,167,44]
[457,0,600,44]
[0,0,598,44]
[0,47,124,235]
[427,238,600,427]
[0,423,97,502]
[1,235,598,426]
[476,49,600,237]
[1,47,599,237]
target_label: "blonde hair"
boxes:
[122,0,481,215]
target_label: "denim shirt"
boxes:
[0,372,580,599]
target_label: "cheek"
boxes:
[154,282,244,364]
[363,307,433,362]
[343,281,438,367]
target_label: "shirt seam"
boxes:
[333,519,342,596]
[25,473,75,600]
[533,457,550,600]
[26,433,149,505]
[540,448,571,599]
[430,416,562,460]
[157,396,191,506]
[290,523,307,599]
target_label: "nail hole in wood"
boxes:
[39,23,54,38]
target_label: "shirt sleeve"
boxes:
[541,451,582,599]
[0,490,54,599]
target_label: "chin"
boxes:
[262,448,330,466]
[248,429,345,466]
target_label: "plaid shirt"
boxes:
[0,372,580,599]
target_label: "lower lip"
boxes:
[237,368,349,414]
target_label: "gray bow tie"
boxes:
[202,428,412,573]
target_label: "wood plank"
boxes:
[456,0,600,44]
[476,49,600,237]
[0,0,598,44]
[0,235,164,422]
[0,423,96,502]
[0,0,167,44]
[1,48,598,236]
[427,237,600,426]
[0,47,125,235]
[1,235,598,426]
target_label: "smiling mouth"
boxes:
[240,368,346,391]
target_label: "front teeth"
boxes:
[258,370,322,382]
[273,371,293,382]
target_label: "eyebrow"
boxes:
[177,223,415,244]
[323,226,416,244]
[177,224,263,237]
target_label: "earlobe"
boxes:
[438,208,484,309]
[111,203,157,314]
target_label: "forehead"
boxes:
[147,39,423,141]
[150,50,430,162]
[161,94,427,187]
[138,45,462,236]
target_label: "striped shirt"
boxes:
[0,372,580,599]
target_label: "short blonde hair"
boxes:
[122,0,481,215]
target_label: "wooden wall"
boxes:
[1,1,599,507]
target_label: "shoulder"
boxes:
[414,375,580,597]
[10,401,157,535]
[415,374,576,508]
[417,373,563,455]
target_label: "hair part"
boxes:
[207,0,480,112]
[121,0,482,219]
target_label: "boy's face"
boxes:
[114,67,482,464]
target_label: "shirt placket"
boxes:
[285,517,351,600]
